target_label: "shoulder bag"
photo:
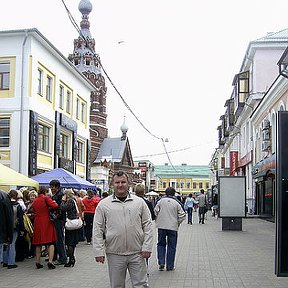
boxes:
[65,199,83,230]
[45,197,57,222]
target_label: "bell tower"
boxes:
[68,0,108,164]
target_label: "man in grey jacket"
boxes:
[154,187,186,271]
[197,189,207,224]
[93,171,153,288]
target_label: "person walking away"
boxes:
[184,193,198,224]
[212,193,219,219]
[60,189,81,267]
[2,189,25,269]
[32,186,58,269]
[135,183,155,276]
[82,189,100,245]
[135,184,156,221]
[49,179,67,265]
[154,187,186,271]
[93,171,153,288]
[0,190,14,266]
[197,189,207,224]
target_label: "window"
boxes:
[66,91,71,114]
[59,85,64,109]
[162,182,167,189]
[186,182,191,189]
[81,102,86,122]
[60,133,69,158]
[38,124,50,153]
[199,182,203,189]
[238,71,249,103]
[76,98,80,119]
[37,69,43,95]
[206,182,209,189]
[193,182,197,189]
[0,63,10,90]
[76,141,84,163]
[180,181,184,189]
[0,117,10,147]
[46,75,52,102]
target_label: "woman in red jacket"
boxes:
[32,186,58,269]
[82,190,100,245]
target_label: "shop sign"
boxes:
[238,150,253,167]
[252,154,276,178]
[230,151,238,176]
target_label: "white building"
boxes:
[0,29,94,178]
[211,29,288,217]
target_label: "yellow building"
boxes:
[154,164,211,195]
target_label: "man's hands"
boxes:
[95,256,105,263]
[141,251,151,259]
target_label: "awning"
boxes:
[0,163,39,189]
[31,168,97,190]
[252,154,276,179]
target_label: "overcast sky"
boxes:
[2,0,288,166]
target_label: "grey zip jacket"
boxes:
[93,193,153,257]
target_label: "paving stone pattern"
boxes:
[2,212,288,288]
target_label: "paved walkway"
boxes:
[2,212,288,288]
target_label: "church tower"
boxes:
[68,0,108,164]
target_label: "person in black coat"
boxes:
[0,189,14,264]
[135,184,155,221]
[134,183,155,277]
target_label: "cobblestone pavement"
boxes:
[2,212,288,288]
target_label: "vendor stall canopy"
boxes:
[0,163,39,189]
[31,168,97,190]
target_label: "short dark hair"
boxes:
[8,189,18,200]
[112,171,129,182]
[165,187,176,196]
[200,189,204,194]
[49,179,60,188]
[38,186,48,195]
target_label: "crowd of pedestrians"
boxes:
[0,180,101,270]
[0,170,211,288]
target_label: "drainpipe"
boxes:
[19,30,28,173]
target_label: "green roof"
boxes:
[154,165,210,178]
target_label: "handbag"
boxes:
[49,210,58,222]
[65,200,83,230]
[23,213,34,241]
[45,197,57,222]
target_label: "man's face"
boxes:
[50,185,58,195]
[113,175,129,197]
